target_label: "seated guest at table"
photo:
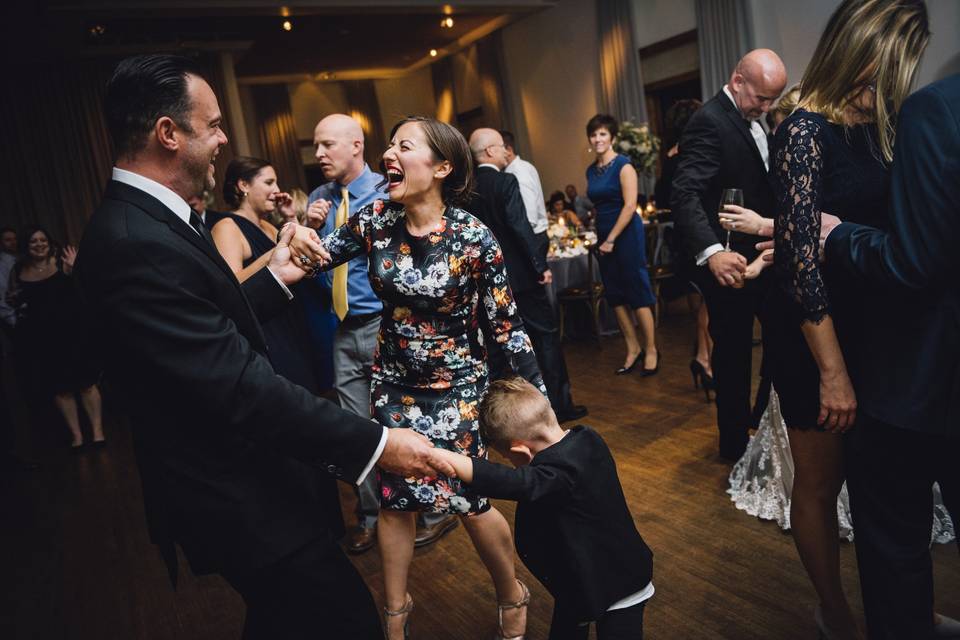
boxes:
[548,191,584,231]
[468,128,587,424]
[434,377,654,640]
[212,157,320,396]
[564,184,594,226]
[10,226,104,448]
[585,114,658,375]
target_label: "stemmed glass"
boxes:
[720,188,744,250]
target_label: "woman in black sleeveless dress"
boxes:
[211,157,319,394]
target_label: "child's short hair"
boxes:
[479,377,555,445]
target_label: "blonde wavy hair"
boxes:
[797,0,929,161]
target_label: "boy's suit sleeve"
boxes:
[470,457,574,505]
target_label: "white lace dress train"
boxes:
[728,389,955,544]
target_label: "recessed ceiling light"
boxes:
[440,17,454,28]
[89,24,106,37]
[443,4,454,15]
[282,19,293,32]
[429,49,438,57]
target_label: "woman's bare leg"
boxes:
[695,300,713,377]
[633,306,658,369]
[613,305,641,369]
[460,507,526,637]
[378,510,417,639]
[53,393,83,447]
[789,428,860,638]
[78,385,104,442]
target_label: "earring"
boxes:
[241,191,248,198]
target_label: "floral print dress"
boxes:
[320,199,544,515]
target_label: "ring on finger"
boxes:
[299,255,310,266]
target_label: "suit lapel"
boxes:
[105,181,241,287]
[717,91,767,172]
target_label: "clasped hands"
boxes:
[268,223,333,285]
[377,428,458,479]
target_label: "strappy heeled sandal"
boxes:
[383,594,413,640]
[495,579,530,640]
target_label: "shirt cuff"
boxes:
[356,425,389,486]
[696,243,725,266]
[266,267,294,300]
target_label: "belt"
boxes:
[340,311,381,327]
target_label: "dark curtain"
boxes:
[196,56,238,211]
[597,0,647,121]
[0,60,114,245]
[431,57,458,126]
[696,0,755,100]
[476,32,515,134]
[341,80,387,168]
[250,84,307,194]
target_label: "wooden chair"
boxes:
[556,246,606,341]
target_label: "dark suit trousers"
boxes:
[548,601,646,640]
[223,537,382,639]
[845,415,959,640]
[693,266,769,459]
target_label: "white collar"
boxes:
[112,167,194,227]
[722,84,754,122]
[478,163,501,171]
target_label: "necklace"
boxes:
[595,155,617,176]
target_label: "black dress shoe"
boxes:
[346,526,377,554]
[557,405,588,422]
[615,351,643,375]
[640,351,660,377]
[414,515,458,548]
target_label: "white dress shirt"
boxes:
[504,155,549,234]
[695,87,771,266]
[111,168,388,485]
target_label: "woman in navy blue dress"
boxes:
[585,114,658,375]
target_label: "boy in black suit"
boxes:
[436,378,653,639]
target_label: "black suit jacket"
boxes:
[825,75,960,437]
[465,166,547,294]
[671,89,776,262]
[75,180,383,580]
[471,426,653,623]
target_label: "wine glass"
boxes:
[720,188,744,251]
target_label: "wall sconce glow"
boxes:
[443,4,454,15]
[440,17,454,28]
[282,20,293,32]
[429,49,439,57]
[280,6,291,18]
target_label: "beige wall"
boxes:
[500,0,601,197]
[373,66,437,141]
[631,0,696,49]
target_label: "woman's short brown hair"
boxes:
[383,116,474,207]
[586,113,619,139]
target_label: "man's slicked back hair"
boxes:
[104,54,204,159]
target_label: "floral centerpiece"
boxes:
[616,121,660,177]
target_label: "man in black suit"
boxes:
[820,75,960,639]
[75,54,452,639]
[465,128,587,423]
[671,49,787,460]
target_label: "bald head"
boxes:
[469,128,507,169]
[729,49,788,120]
[314,113,365,184]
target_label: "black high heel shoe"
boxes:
[640,350,660,377]
[689,360,716,401]
[615,351,643,375]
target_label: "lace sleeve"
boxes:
[774,117,830,324]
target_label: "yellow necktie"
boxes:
[332,186,349,320]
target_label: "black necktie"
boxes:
[188,209,212,245]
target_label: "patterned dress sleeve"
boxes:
[774,116,830,324]
[317,201,378,271]
[476,228,546,392]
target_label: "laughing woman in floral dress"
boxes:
[319,116,541,640]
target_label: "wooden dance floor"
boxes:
[2,309,958,639]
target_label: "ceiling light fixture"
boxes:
[280,6,291,18]
[429,49,438,57]
[282,19,293,31]
[89,24,106,37]
[440,17,454,28]
[443,4,454,15]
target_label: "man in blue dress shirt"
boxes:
[308,114,458,553]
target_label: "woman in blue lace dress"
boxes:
[320,117,541,640]
[756,2,930,637]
